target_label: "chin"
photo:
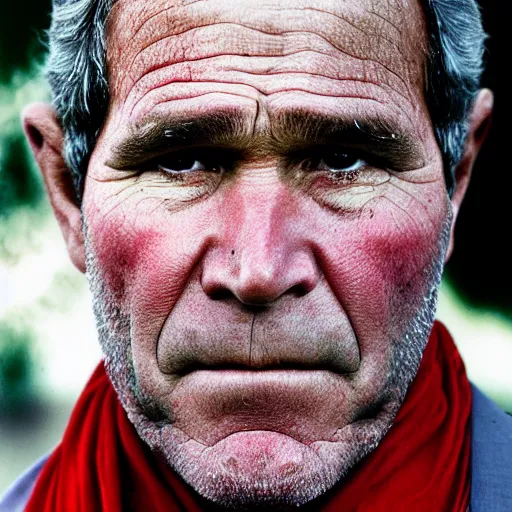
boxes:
[106,347,404,509]
[157,429,339,508]
[126,411,396,509]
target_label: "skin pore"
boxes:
[22,0,493,508]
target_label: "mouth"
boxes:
[166,366,357,445]
[156,291,362,378]
[173,359,359,377]
[160,333,361,378]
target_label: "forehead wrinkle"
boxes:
[366,7,401,36]
[296,7,401,51]
[129,88,258,121]
[109,0,425,61]
[107,0,426,103]
[127,22,410,87]
[126,63,409,123]
[121,40,415,122]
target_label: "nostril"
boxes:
[202,247,319,305]
[288,283,312,298]
[209,288,236,301]
[206,284,273,308]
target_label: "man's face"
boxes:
[83,0,450,506]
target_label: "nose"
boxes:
[201,180,319,306]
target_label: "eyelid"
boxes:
[315,156,367,173]
[295,145,415,174]
[158,160,207,174]
[139,147,240,174]
[292,146,371,169]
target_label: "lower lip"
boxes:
[169,369,350,445]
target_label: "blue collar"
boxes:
[471,384,512,511]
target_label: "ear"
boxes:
[22,103,86,273]
[445,89,494,262]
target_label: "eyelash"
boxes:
[299,149,367,178]
[144,147,375,179]
[152,149,230,175]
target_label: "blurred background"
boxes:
[0,0,509,495]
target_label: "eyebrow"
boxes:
[106,111,250,168]
[269,109,423,166]
[106,108,423,169]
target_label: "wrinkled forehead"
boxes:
[105,0,428,124]
[107,0,427,51]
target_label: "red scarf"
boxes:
[26,321,471,511]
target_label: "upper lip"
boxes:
[158,304,361,377]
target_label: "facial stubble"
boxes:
[83,208,452,509]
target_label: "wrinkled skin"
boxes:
[22,0,493,508]
[83,0,448,506]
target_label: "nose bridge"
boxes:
[230,177,295,301]
[236,180,287,275]
[202,175,318,305]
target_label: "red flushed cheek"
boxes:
[355,208,447,326]
[369,213,446,290]
[89,216,162,304]
[315,202,448,345]
[86,198,214,326]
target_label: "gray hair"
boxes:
[45,0,487,201]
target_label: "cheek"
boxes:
[316,196,448,350]
[365,218,439,294]
[86,198,212,324]
[91,219,158,302]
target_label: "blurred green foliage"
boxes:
[0,3,52,417]
[0,319,36,415]
[0,3,51,84]
[0,130,44,217]
[1,2,52,219]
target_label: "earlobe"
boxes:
[22,103,86,273]
[445,89,494,262]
